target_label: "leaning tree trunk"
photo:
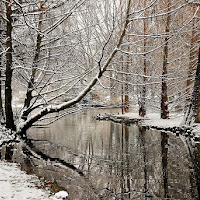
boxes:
[185,45,200,125]
[5,1,15,130]
[17,0,133,135]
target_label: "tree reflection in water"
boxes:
[0,110,199,199]
[161,132,169,199]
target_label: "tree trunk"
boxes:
[185,45,200,125]
[23,34,42,109]
[22,10,43,120]
[0,17,5,122]
[139,0,147,117]
[5,1,15,130]
[186,28,196,104]
[186,5,199,109]
[0,50,5,122]
[161,3,170,119]
[121,56,125,114]
[17,0,132,135]
[124,35,130,113]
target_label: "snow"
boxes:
[142,113,184,128]
[0,127,16,145]
[0,161,51,200]
[114,112,200,139]
[0,160,70,200]
[54,191,69,199]
[190,124,200,138]
[0,126,70,200]
[116,112,184,128]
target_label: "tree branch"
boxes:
[17,0,132,135]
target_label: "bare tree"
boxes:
[0,1,5,122]
[5,0,16,130]
[160,0,171,119]
[139,0,147,117]
[185,45,200,125]
[186,3,200,109]
[1,0,132,135]
[2,0,200,135]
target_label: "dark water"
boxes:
[1,109,200,199]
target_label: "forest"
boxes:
[2,1,200,199]
[1,0,200,135]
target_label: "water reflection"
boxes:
[161,132,168,199]
[186,138,200,199]
[194,143,200,198]
[0,109,200,199]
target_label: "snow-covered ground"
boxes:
[0,129,68,200]
[114,112,200,138]
[0,126,16,145]
[0,160,70,200]
[114,112,183,126]
[0,161,51,200]
[117,112,184,127]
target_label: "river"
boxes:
[0,109,200,199]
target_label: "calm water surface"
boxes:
[1,109,200,199]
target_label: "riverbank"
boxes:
[96,112,200,141]
[0,127,51,199]
[0,160,51,200]
[0,110,200,200]
[0,128,68,200]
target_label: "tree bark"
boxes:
[186,5,199,109]
[185,45,200,125]
[22,10,43,120]
[121,55,125,114]
[0,16,5,122]
[124,35,130,113]
[0,49,4,122]
[5,1,15,130]
[161,2,170,119]
[139,0,147,117]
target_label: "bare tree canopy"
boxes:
[0,0,200,135]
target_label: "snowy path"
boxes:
[0,161,51,200]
